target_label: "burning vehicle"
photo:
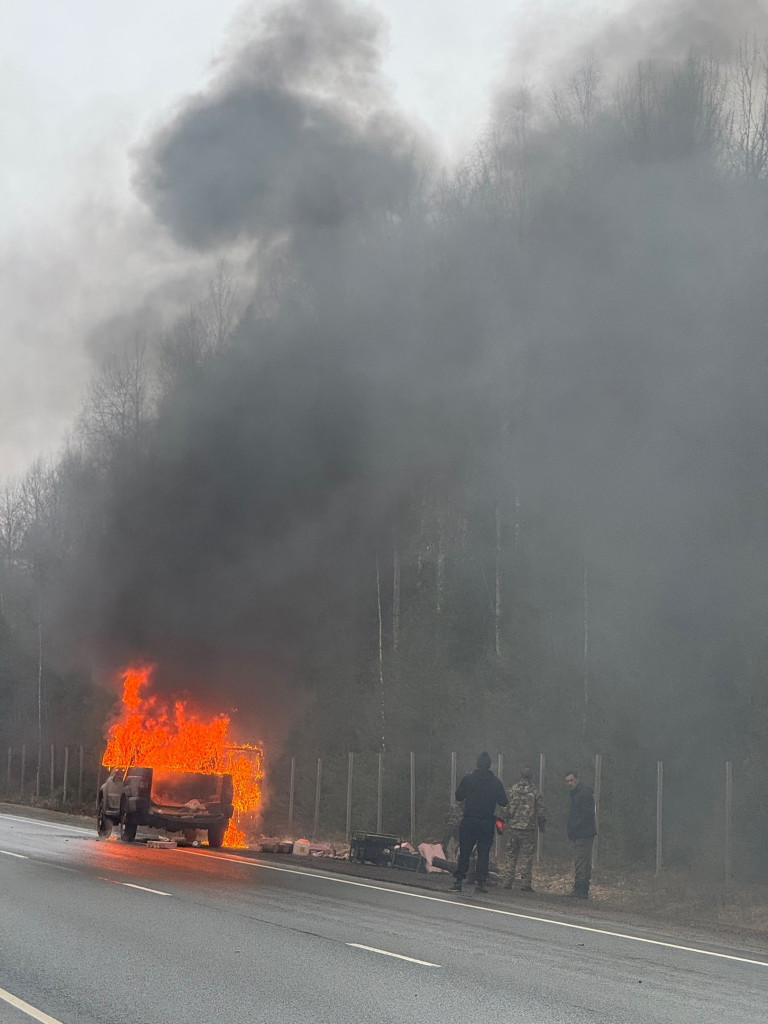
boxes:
[97,766,234,845]
[97,665,263,847]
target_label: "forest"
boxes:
[1,4,768,873]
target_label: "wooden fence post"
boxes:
[592,754,602,869]
[725,760,733,897]
[495,753,504,863]
[346,752,354,843]
[410,752,416,845]
[312,758,322,841]
[288,756,295,833]
[536,753,546,862]
[62,747,70,806]
[377,753,383,833]
[656,760,663,874]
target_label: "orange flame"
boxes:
[103,665,263,847]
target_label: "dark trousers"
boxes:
[572,836,595,886]
[456,816,495,883]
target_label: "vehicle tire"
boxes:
[97,800,113,839]
[207,825,226,848]
[119,801,137,843]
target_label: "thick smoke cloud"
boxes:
[137,0,423,248]
[35,0,768,823]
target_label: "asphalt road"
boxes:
[1,811,766,1024]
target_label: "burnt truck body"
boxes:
[97,766,234,846]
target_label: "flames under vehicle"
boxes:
[97,766,235,846]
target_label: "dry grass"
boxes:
[530,860,768,937]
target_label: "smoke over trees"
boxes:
[2,0,768,866]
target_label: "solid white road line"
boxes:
[0,986,65,1024]
[0,812,93,836]
[0,850,28,858]
[347,943,441,967]
[213,852,768,969]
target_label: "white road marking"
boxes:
[347,942,440,967]
[0,985,65,1024]
[96,876,171,895]
[212,852,768,969]
[5,811,766,970]
[0,812,93,836]
[0,849,28,858]
[120,882,172,896]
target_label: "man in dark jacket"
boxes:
[450,752,508,894]
[565,770,597,898]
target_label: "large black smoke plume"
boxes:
[18,0,768,860]
[137,0,423,248]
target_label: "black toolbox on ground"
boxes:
[392,850,425,871]
[349,832,401,866]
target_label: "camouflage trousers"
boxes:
[504,828,536,886]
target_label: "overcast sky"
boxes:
[0,0,618,480]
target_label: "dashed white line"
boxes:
[0,812,93,836]
[0,849,28,858]
[96,876,171,896]
[0,985,65,1024]
[121,882,172,895]
[347,943,440,967]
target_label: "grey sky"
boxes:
[0,0,532,480]
[4,0,719,479]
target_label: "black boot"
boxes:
[450,878,463,892]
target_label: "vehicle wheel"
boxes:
[207,825,225,848]
[97,801,113,839]
[119,802,137,843]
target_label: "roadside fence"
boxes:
[1,743,760,891]
[261,749,761,889]
[1,744,102,811]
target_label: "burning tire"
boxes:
[96,800,113,839]
[207,825,225,848]
[119,800,137,843]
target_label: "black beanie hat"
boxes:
[476,751,492,770]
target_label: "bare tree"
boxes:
[158,261,241,395]
[0,481,25,573]
[617,52,728,162]
[78,336,152,461]
[551,55,602,131]
[730,34,768,179]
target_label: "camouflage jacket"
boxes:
[506,779,546,830]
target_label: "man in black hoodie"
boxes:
[565,770,597,898]
[450,752,508,894]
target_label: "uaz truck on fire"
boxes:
[97,766,234,846]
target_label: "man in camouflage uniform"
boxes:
[503,766,546,892]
